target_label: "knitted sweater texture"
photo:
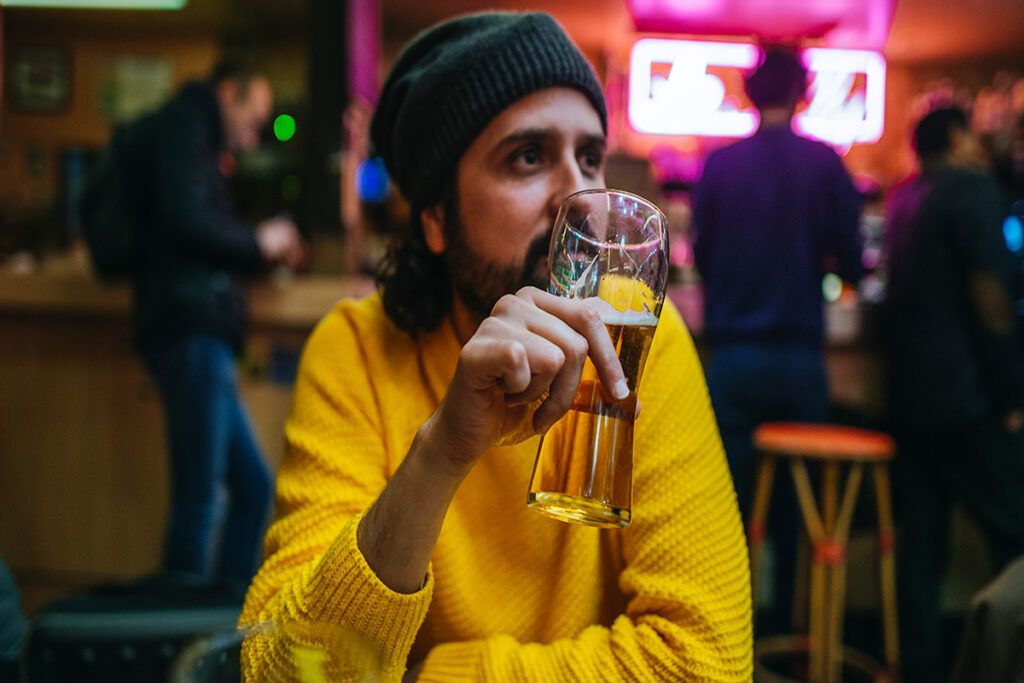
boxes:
[240,293,752,681]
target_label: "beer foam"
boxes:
[586,297,658,326]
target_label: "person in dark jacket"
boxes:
[883,106,1024,683]
[692,47,864,635]
[134,61,302,594]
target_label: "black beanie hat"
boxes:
[370,11,607,213]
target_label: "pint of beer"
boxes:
[527,190,669,529]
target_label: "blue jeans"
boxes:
[707,343,829,635]
[142,336,272,585]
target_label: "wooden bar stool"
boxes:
[749,423,899,683]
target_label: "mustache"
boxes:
[521,228,553,286]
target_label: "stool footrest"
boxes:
[754,635,892,683]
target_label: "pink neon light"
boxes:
[625,0,896,51]
[627,39,886,146]
[795,48,886,145]
[628,39,760,137]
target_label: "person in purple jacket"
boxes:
[692,47,864,635]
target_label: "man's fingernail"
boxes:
[614,380,629,400]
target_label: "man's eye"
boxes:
[580,147,604,173]
[520,148,541,165]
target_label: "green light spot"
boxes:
[274,114,296,142]
[822,273,842,302]
[281,175,302,202]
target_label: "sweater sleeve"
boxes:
[418,304,753,682]
[239,307,432,682]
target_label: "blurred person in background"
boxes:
[882,106,1024,683]
[692,47,864,635]
[130,61,303,597]
[240,12,752,681]
[0,557,27,680]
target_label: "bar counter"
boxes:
[0,266,371,611]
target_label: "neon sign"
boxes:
[628,39,886,146]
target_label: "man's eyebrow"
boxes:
[494,128,607,149]
[495,127,558,148]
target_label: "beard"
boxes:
[443,210,552,321]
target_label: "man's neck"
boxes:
[451,297,481,346]
[758,108,793,130]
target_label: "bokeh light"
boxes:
[1003,214,1022,253]
[822,273,843,302]
[273,114,297,142]
[357,157,390,203]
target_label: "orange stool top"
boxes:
[754,422,895,462]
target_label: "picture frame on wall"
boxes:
[7,46,72,114]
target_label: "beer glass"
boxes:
[527,189,669,528]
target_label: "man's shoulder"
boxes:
[925,167,1005,213]
[704,139,746,165]
[648,299,697,370]
[156,83,217,134]
[939,166,1000,192]
[785,133,847,168]
[311,292,407,349]
[300,292,417,383]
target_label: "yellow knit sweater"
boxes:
[240,294,752,681]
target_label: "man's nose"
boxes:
[548,155,591,218]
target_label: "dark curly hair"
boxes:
[376,184,458,336]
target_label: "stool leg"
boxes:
[792,533,810,634]
[790,459,827,683]
[749,454,776,612]
[829,463,863,683]
[874,463,900,673]
[819,462,840,683]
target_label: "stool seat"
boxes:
[754,423,895,462]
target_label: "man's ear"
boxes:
[420,204,447,255]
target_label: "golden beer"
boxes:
[527,315,657,528]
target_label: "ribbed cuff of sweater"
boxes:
[304,513,434,671]
[419,640,486,682]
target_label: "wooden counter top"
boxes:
[0,268,375,331]
[0,260,867,344]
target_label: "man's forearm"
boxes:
[356,417,466,594]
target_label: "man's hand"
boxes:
[256,216,303,266]
[357,287,629,595]
[427,287,629,476]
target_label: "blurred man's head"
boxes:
[211,61,273,153]
[913,106,986,170]
[745,47,807,116]
[371,12,607,334]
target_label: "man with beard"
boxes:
[240,12,752,681]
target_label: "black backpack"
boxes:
[79,113,157,281]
